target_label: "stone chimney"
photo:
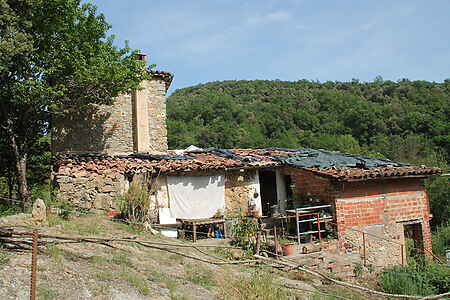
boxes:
[132,53,151,152]
[51,52,171,155]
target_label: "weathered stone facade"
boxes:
[52,78,168,155]
[224,170,261,215]
[55,164,263,216]
[52,93,134,154]
[146,80,168,153]
[55,168,129,209]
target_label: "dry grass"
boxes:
[0,214,319,299]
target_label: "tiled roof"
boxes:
[55,148,441,181]
[302,166,441,181]
[148,70,173,91]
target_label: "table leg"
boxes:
[193,223,197,243]
[223,222,227,238]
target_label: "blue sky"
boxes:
[91,0,450,94]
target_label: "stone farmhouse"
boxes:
[52,55,441,267]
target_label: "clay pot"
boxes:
[252,209,261,217]
[281,243,295,256]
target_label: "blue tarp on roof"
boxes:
[263,148,409,170]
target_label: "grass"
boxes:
[148,270,178,293]
[116,221,145,234]
[185,264,216,289]
[46,244,63,265]
[217,270,291,300]
[93,270,116,281]
[0,248,10,266]
[119,269,150,295]
[89,255,109,265]
[47,215,65,227]
[63,221,105,236]
[310,286,366,300]
[111,250,133,267]
[38,286,59,300]
[93,268,150,295]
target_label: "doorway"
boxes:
[259,170,278,216]
[404,222,424,260]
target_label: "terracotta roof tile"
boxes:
[148,70,173,91]
[55,148,442,181]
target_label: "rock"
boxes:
[94,194,110,209]
[32,198,46,221]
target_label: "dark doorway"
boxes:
[404,222,424,260]
[259,170,278,216]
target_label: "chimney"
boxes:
[136,53,148,64]
[132,53,150,152]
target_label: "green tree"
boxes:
[0,0,148,208]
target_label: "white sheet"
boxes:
[167,175,225,219]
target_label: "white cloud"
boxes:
[247,11,291,25]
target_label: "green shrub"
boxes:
[118,175,152,224]
[31,184,55,205]
[0,202,22,217]
[422,263,450,294]
[432,223,450,258]
[379,262,450,296]
[231,216,258,251]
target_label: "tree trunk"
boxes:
[6,121,31,210]
[16,154,31,209]
[7,168,15,199]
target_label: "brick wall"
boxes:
[336,178,432,265]
[290,169,432,266]
[290,169,339,207]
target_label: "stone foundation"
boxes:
[55,171,129,209]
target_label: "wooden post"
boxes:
[255,232,261,255]
[30,231,38,300]
[193,222,197,243]
[274,226,279,260]
[222,220,227,238]
[317,213,321,243]
[401,244,405,265]
[362,231,366,266]
[295,209,301,245]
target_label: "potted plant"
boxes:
[279,239,295,256]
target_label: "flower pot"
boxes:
[251,209,261,217]
[281,243,295,256]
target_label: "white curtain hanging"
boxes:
[167,175,225,220]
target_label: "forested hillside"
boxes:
[167,79,450,225]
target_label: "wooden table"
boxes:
[179,218,226,243]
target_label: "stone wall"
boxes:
[148,175,170,221]
[225,170,257,215]
[341,222,405,267]
[52,79,168,154]
[52,93,134,154]
[55,167,170,215]
[55,169,129,209]
[146,79,168,153]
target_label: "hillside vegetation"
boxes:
[167,79,450,226]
